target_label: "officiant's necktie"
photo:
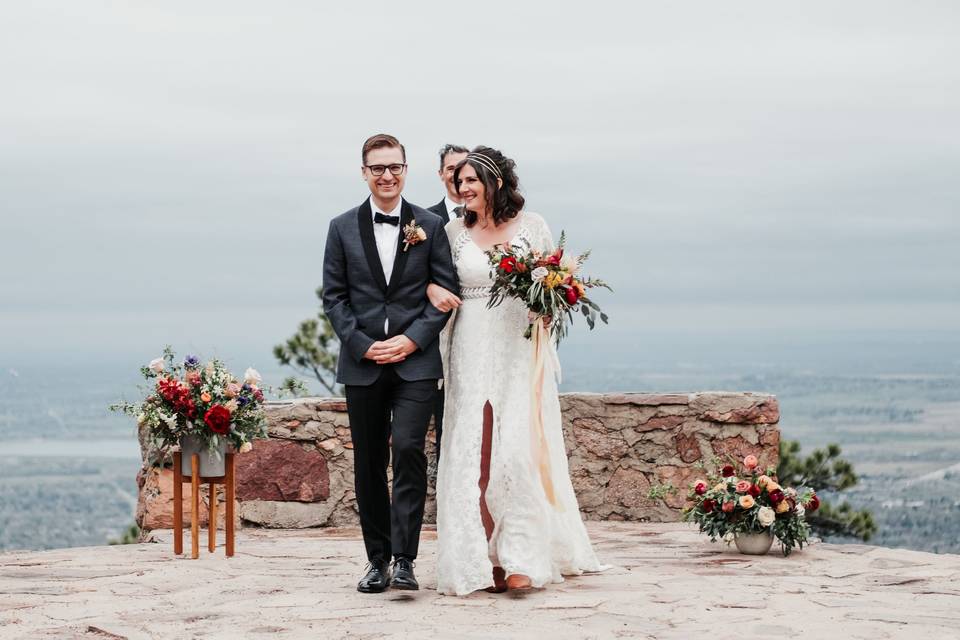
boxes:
[374,213,399,226]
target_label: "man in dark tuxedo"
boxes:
[323,134,459,593]
[425,144,468,465]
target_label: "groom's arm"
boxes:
[402,221,459,351]
[322,219,376,363]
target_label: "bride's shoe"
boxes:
[505,573,532,591]
[485,566,507,593]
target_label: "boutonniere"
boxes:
[402,219,427,252]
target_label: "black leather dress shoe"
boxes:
[391,557,419,591]
[357,560,391,593]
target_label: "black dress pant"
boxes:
[433,385,444,463]
[345,365,437,563]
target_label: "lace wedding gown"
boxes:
[436,211,603,596]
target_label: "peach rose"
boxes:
[735,480,751,493]
[776,500,791,513]
[739,495,755,509]
[200,392,212,403]
[757,475,773,489]
[766,482,782,493]
[743,455,759,470]
[225,383,241,398]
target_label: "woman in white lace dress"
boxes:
[429,147,603,596]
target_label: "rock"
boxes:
[605,467,654,510]
[710,435,774,469]
[674,433,702,463]
[235,440,329,502]
[572,419,629,459]
[692,393,779,424]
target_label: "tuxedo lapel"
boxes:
[357,199,388,292]
[386,199,414,295]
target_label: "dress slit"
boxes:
[478,400,495,541]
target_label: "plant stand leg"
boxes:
[173,452,183,555]
[208,481,217,553]
[191,454,200,560]
[225,452,235,558]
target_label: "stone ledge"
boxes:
[137,391,781,530]
[2,523,958,639]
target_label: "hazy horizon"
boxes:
[2,2,959,362]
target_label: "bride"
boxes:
[427,146,603,596]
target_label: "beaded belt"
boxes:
[460,286,490,300]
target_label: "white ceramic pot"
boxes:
[180,433,227,477]
[734,530,775,555]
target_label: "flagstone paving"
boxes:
[2,523,959,639]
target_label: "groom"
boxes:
[322,133,459,593]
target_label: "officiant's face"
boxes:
[439,151,468,199]
[362,146,406,201]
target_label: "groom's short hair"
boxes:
[438,144,468,169]
[362,133,406,164]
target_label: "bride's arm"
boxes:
[427,283,461,312]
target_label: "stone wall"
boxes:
[136,392,779,530]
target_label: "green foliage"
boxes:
[778,440,877,541]
[273,287,341,396]
[109,523,140,545]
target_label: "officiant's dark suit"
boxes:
[425,198,462,462]
[323,171,458,588]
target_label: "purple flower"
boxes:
[237,396,249,407]
[183,355,200,369]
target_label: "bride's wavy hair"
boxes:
[453,146,525,228]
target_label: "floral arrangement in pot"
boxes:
[683,455,819,556]
[111,347,268,476]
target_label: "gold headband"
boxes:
[467,152,503,180]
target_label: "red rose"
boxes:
[564,286,580,305]
[204,404,232,435]
[702,499,715,513]
[545,255,561,266]
[721,464,735,477]
[806,494,820,512]
[694,482,707,495]
[499,256,517,273]
[768,489,784,504]
[748,484,761,498]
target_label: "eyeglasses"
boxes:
[365,164,407,176]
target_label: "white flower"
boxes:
[531,267,549,282]
[560,254,579,274]
[244,367,262,385]
[148,358,165,373]
[758,506,776,527]
[795,504,806,518]
[159,412,178,430]
[239,442,253,454]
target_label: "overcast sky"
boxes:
[1,1,958,366]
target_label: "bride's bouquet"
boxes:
[486,231,611,342]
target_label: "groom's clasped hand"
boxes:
[322,133,603,597]
[365,335,417,365]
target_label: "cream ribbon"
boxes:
[530,320,560,509]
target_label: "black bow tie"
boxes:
[374,212,399,226]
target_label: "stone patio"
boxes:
[2,523,959,639]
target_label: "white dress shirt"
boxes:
[444,196,462,219]
[371,196,402,333]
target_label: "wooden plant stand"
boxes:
[172,451,235,559]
